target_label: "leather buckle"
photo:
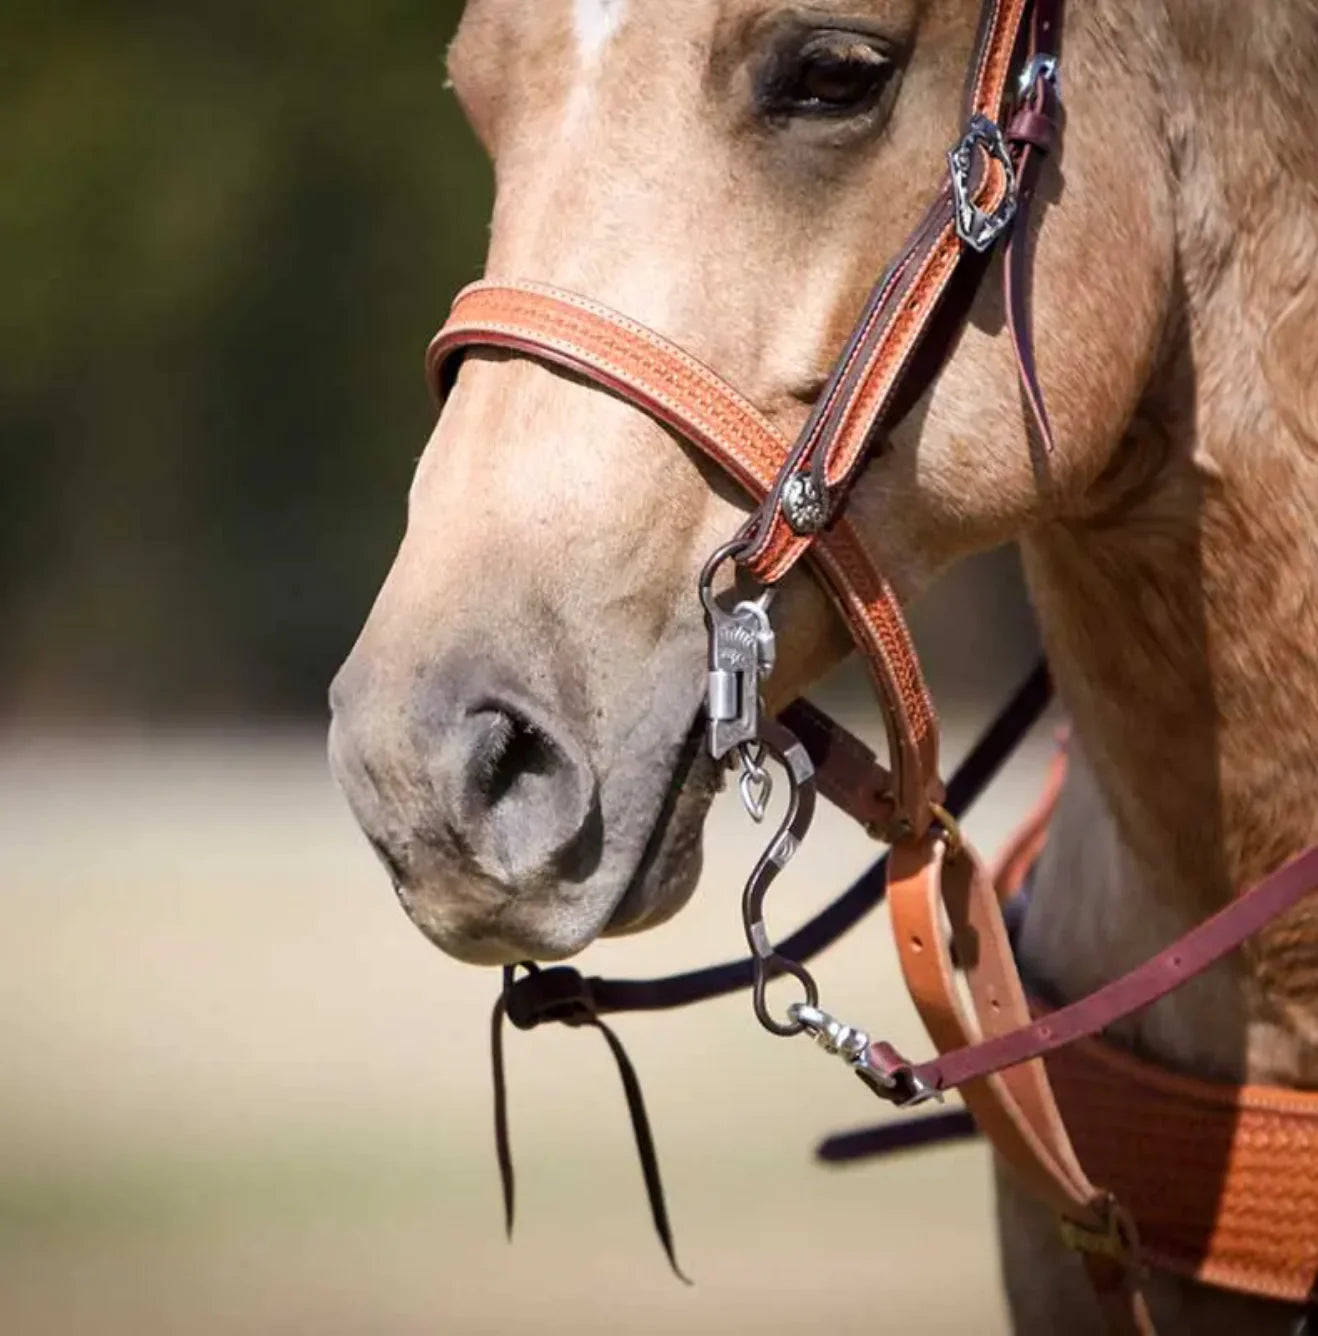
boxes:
[948,113,1019,252]
[1017,52,1060,104]
[1059,1199,1141,1266]
[866,1060,946,1109]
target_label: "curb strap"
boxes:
[491,965,691,1284]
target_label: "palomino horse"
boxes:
[329,1,1318,1331]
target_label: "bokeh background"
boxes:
[3,4,1045,1332]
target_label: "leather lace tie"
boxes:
[491,962,691,1284]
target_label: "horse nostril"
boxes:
[472,708,561,809]
[453,697,600,884]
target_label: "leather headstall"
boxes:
[422,0,1318,1330]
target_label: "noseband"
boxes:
[425,1,1318,1329]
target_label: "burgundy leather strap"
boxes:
[778,697,898,836]
[1002,2,1063,455]
[739,191,965,584]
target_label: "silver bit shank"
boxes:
[705,598,776,761]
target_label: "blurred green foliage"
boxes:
[1,0,490,718]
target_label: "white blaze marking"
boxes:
[573,0,627,64]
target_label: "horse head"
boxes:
[328,0,1171,965]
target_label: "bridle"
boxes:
[424,1,1318,1330]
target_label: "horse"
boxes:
[328,2,1318,1331]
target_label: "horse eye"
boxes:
[762,35,893,118]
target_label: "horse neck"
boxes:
[1015,20,1318,1086]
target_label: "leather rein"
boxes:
[425,0,1318,1328]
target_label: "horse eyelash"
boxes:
[755,33,894,120]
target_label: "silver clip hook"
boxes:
[699,543,778,762]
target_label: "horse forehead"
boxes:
[568,0,778,64]
[572,0,629,62]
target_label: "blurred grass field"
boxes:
[0,658,1054,1336]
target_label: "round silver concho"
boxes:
[781,473,829,535]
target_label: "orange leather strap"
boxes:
[888,836,1101,1221]
[1048,1032,1318,1305]
[887,833,1155,1332]
[428,281,942,834]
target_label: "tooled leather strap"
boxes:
[1047,1034,1318,1307]
[741,0,1063,586]
[427,280,942,832]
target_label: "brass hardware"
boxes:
[929,802,964,859]
[1059,1200,1140,1267]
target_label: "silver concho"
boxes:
[781,473,829,535]
[948,113,1019,253]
